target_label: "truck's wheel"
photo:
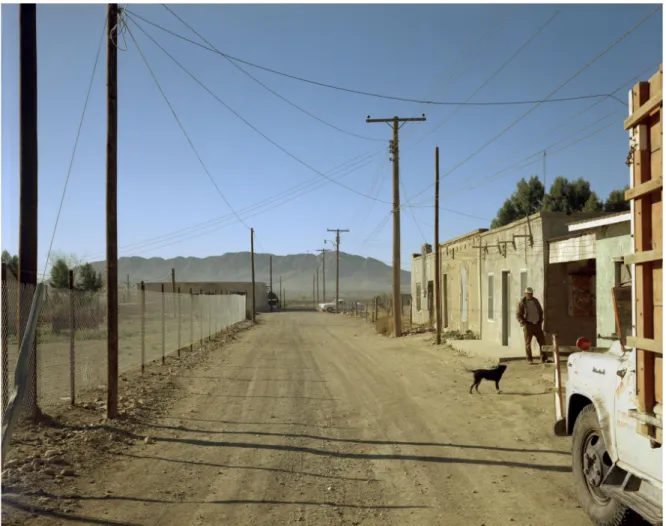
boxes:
[327,307,334,313]
[571,405,637,526]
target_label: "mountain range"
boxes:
[91,252,411,298]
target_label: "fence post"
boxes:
[199,289,203,347]
[189,287,193,351]
[208,292,212,342]
[1,263,8,414]
[69,270,75,405]
[374,296,378,322]
[177,286,181,357]
[161,283,165,365]
[140,281,145,374]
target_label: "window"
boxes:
[520,270,528,298]
[487,274,495,321]
[416,283,422,311]
[614,260,631,287]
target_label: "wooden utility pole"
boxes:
[434,147,442,345]
[269,255,272,293]
[250,228,256,323]
[18,3,39,420]
[316,248,326,303]
[106,3,119,419]
[312,274,316,308]
[366,114,426,337]
[316,266,319,304]
[279,276,282,306]
[327,229,349,313]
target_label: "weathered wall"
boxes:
[479,215,545,351]
[595,222,632,347]
[410,231,483,333]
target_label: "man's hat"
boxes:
[525,287,534,294]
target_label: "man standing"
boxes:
[516,287,547,364]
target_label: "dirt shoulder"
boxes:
[3,312,590,526]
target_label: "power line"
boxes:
[128,16,396,206]
[41,17,107,281]
[401,5,661,208]
[125,21,251,230]
[125,7,624,108]
[126,12,384,143]
[81,151,378,261]
[412,8,563,148]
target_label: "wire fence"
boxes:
[336,296,414,335]
[1,279,246,415]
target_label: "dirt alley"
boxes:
[3,310,592,526]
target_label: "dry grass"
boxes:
[374,314,413,335]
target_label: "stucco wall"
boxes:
[595,222,632,347]
[411,232,483,333]
[479,215,545,351]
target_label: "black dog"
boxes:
[468,364,507,394]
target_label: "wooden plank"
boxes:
[627,336,663,354]
[625,91,663,130]
[632,81,656,436]
[625,176,662,200]
[655,356,663,405]
[654,262,663,342]
[624,249,663,265]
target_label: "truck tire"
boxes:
[572,405,637,526]
[326,307,334,313]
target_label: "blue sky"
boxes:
[1,3,662,272]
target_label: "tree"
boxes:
[490,176,545,228]
[78,263,103,292]
[1,250,19,276]
[49,258,70,289]
[604,186,630,213]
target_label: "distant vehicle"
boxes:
[318,299,344,313]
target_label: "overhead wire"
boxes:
[126,11,384,143]
[41,17,107,281]
[81,151,378,261]
[410,7,562,149]
[400,4,662,208]
[128,15,396,206]
[126,7,625,108]
[125,20,252,230]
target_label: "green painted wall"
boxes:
[595,221,632,348]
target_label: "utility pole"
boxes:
[434,147,442,345]
[327,229,349,313]
[316,248,326,303]
[312,274,315,309]
[316,266,319,304]
[250,228,256,323]
[279,276,282,307]
[366,114,426,337]
[126,274,130,302]
[18,3,39,420]
[543,150,547,198]
[106,3,119,420]
[269,255,272,293]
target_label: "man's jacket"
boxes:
[516,297,543,327]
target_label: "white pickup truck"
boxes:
[318,299,344,313]
[554,65,662,526]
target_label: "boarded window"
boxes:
[488,274,495,320]
[416,283,422,311]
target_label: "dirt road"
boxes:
[7,311,591,525]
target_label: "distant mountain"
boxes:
[91,252,411,298]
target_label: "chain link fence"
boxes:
[1,278,246,415]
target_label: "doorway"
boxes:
[427,281,434,326]
[442,274,448,329]
[501,271,511,346]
